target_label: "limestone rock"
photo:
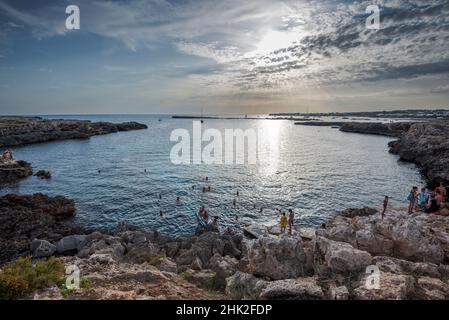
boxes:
[317,237,372,273]
[31,239,56,258]
[245,235,308,280]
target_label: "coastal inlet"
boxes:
[0,115,424,235]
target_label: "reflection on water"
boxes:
[0,115,425,235]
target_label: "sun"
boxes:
[252,30,296,56]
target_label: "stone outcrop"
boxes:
[340,122,412,137]
[0,194,81,265]
[388,121,449,184]
[0,117,147,148]
[0,160,33,184]
[244,235,310,280]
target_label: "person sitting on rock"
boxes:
[436,182,447,199]
[1,149,14,163]
[436,189,445,205]
[425,195,440,214]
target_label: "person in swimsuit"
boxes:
[280,212,287,234]
[287,209,295,234]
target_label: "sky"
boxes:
[0,0,448,115]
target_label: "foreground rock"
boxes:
[0,116,147,148]
[0,193,81,265]
[2,192,449,300]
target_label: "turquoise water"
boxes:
[0,115,425,235]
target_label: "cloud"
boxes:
[0,0,448,113]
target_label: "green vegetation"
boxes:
[0,257,64,300]
[180,271,193,281]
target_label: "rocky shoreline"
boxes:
[296,120,449,185]
[1,118,448,300]
[1,193,449,300]
[0,116,148,148]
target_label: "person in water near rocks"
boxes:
[280,212,287,234]
[381,196,389,219]
[407,186,418,214]
[288,209,294,234]
[198,206,205,218]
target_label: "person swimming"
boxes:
[176,196,181,204]
[232,198,236,207]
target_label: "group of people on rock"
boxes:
[0,149,14,164]
[407,182,449,215]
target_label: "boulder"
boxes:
[391,219,444,264]
[245,235,308,280]
[317,237,372,273]
[31,239,56,258]
[158,257,178,273]
[259,277,324,300]
[34,170,51,179]
[415,276,449,300]
[328,284,349,300]
[207,254,239,290]
[56,235,87,254]
[353,271,415,300]
[225,271,267,300]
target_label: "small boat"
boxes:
[331,125,341,129]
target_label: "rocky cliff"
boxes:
[2,194,449,300]
[388,121,449,185]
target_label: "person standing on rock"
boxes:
[280,212,288,234]
[381,196,389,219]
[407,186,418,214]
[288,209,295,234]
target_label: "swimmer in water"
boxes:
[158,193,162,200]
[232,198,236,207]
[259,207,263,213]
[176,196,181,204]
[160,210,164,217]
[236,191,240,197]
